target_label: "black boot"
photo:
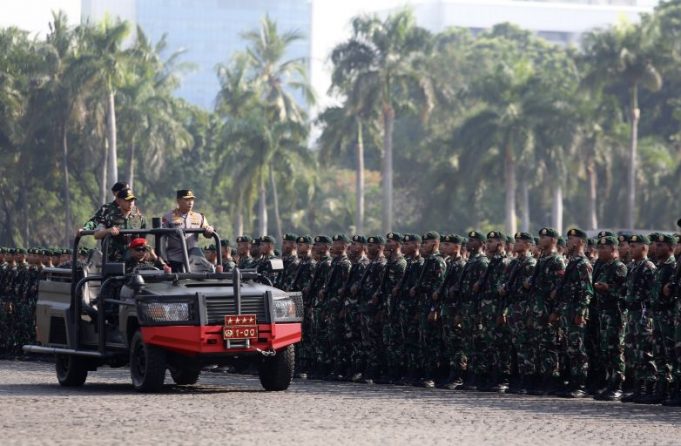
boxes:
[461,372,478,391]
[440,369,463,390]
[527,375,544,396]
[622,380,644,403]
[663,381,681,406]
[509,375,529,395]
[487,373,509,393]
[639,380,667,404]
[600,382,624,401]
[563,378,589,399]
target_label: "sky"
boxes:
[0,0,80,35]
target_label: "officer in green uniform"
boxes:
[592,236,628,401]
[306,236,333,378]
[500,232,536,394]
[622,234,658,403]
[235,236,255,269]
[378,232,407,383]
[412,231,446,388]
[554,228,593,398]
[256,235,280,284]
[277,233,299,290]
[342,235,369,382]
[94,188,146,262]
[220,240,236,272]
[81,182,128,231]
[436,234,467,389]
[529,227,566,395]
[457,231,489,390]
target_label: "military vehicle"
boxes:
[23,227,303,392]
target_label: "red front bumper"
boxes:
[140,323,301,356]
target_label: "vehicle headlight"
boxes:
[139,302,192,323]
[272,293,303,322]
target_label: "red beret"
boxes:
[129,238,147,249]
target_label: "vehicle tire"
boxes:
[129,330,167,392]
[258,344,294,391]
[169,365,201,385]
[55,354,88,387]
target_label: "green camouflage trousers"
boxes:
[598,309,626,386]
[626,310,657,383]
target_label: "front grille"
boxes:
[205,295,269,324]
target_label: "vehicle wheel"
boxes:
[130,330,167,392]
[169,365,201,385]
[258,344,295,391]
[55,354,88,387]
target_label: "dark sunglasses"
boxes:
[134,247,147,252]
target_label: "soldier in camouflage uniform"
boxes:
[473,231,512,392]
[456,231,489,390]
[255,236,280,284]
[290,235,316,378]
[622,234,658,403]
[553,229,593,398]
[668,224,681,405]
[592,236,628,401]
[276,233,299,290]
[355,235,386,383]
[81,182,128,231]
[219,240,236,272]
[305,235,332,378]
[342,235,369,381]
[411,231,446,388]
[94,188,146,261]
[644,233,677,403]
[235,236,255,269]
[529,227,566,395]
[319,234,352,379]
[500,232,537,394]
[436,234,467,389]
[395,234,425,385]
[378,232,407,383]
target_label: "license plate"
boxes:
[223,314,258,340]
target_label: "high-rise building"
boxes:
[82,0,311,110]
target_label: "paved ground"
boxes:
[1,360,680,445]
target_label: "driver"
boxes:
[161,190,215,272]
[125,238,171,273]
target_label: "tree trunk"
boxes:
[552,184,563,234]
[520,176,530,232]
[504,144,517,235]
[62,125,72,246]
[269,165,283,243]
[586,157,598,230]
[626,84,639,230]
[100,143,108,205]
[355,118,365,234]
[382,105,395,233]
[127,142,135,190]
[107,90,118,185]
[257,176,267,237]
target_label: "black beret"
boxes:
[314,235,332,244]
[442,234,464,244]
[598,236,619,246]
[467,230,486,242]
[422,231,440,241]
[351,235,367,244]
[587,238,595,246]
[538,227,559,238]
[220,239,230,247]
[260,235,276,244]
[283,233,298,242]
[386,232,403,242]
[533,236,539,245]
[486,231,505,240]
[403,233,421,242]
[205,244,216,252]
[367,235,386,244]
[514,232,532,241]
[332,234,350,243]
[557,237,566,246]
[597,230,615,238]
[617,234,630,243]
[297,235,312,244]
[653,233,675,245]
[629,234,651,245]
[236,235,252,243]
[506,235,514,243]
[567,228,588,240]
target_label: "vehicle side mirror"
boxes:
[102,262,125,276]
[269,258,284,272]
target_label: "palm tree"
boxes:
[581,19,663,229]
[330,10,433,232]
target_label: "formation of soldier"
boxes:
[2,179,681,407]
[226,224,681,406]
[0,246,89,355]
